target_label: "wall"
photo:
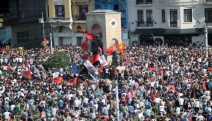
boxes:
[192,34,205,44]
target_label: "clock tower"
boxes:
[86,10,122,64]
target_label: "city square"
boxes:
[0,0,211,121]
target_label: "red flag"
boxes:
[82,53,89,60]
[92,54,100,64]
[118,43,125,53]
[107,43,117,54]
[53,77,63,84]
[80,40,89,51]
[86,32,94,40]
[22,70,33,80]
[98,47,102,55]
[69,77,78,84]
[78,29,94,40]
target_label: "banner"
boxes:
[72,63,79,74]
[53,77,63,84]
[107,43,117,54]
[92,54,100,64]
[53,72,60,78]
[22,70,33,80]
[99,55,108,66]
[80,40,89,51]
[84,60,94,70]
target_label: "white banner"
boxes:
[84,60,94,70]
[99,55,108,66]
[53,72,59,78]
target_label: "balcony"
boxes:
[47,17,73,26]
[136,0,152,4]
[53,0,64,5]
[203,0,212,3]
[137,21,153,27]
[74,15,86,21]
[167,0,198,5]
[72,0,90,2]
[170,22,178,27]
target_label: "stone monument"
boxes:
[86,10,122,64]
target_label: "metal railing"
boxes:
[136,0,152,4]
[137,21,153,27]
[74,15,86,21]
[47,18,73,24]
[170,22,178,27]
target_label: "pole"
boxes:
[42,12,45,38]
[50,33,53,54]
[115,79,119,121]
[205,26,208,58]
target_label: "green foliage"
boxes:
[42,51,71,69]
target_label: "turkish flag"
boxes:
[92,54,100,64]
[86,32,94,40]
[118,43,125,53]
[53,77,63,84]
[80,40,89,51]
[69,77,78,84]
[78,29,94,40]
[107,43,117,54]
[22,70,33,80]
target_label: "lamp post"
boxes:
[115,79,119,121]
[39,12,45,38]
[205,26,208,58]
[39,12,53,54]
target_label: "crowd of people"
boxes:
[0,44,211,121]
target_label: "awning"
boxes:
[133,28,201,35]
[133,28,165,35]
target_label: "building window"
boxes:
[114,4,119,11]
[47,5,49,17]
[205,8,212,23]
[77,37,83,46]
[146,9,153,25]
[55,5,65,17]
[137,10,144,26]
[184,9,192,22]
[58,26,63,33]
[162,9,165,23]
[136,0,152,4]
[170,9,178,27]
[79,5,88,20]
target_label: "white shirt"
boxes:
[74,99,81,108]
[52,107,58,115]
[18,57,23,63]
[4,111,11,120]
[178,98,184,106]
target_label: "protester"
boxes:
[0,43,211,121]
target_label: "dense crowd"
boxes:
[0,44,211,121]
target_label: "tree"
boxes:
[42,51,71,69]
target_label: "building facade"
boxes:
[94,0,129,44]
[128,0,212,46]
[0,0,51,48]
[46,0,94,46]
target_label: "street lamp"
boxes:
[38,12,45,38]
[38,12,53,54]
[205,25,208,58]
